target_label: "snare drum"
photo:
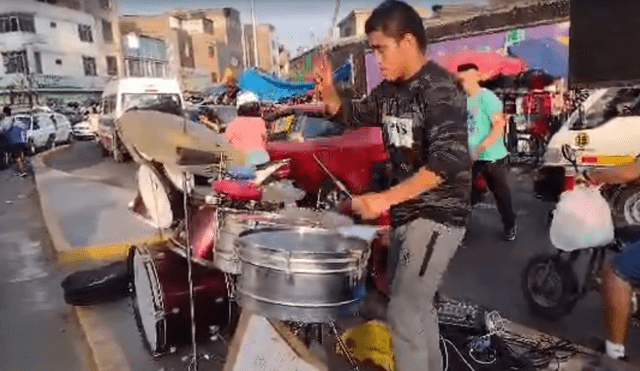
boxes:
[236,227,370,322]
[215,209,285,275]
[128,242,232,356]
[186,206,355,274]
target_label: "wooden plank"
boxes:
[224,312,328,371]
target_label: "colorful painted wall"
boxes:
[365,21,570,93]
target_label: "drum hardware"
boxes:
[312,154,352,199]
[183,173,199,371]
[329,321,360,371]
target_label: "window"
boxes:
[102,95,116,114]
[102,19,113,43]
[127,60,142,77]
[208,45,215,58]
[297,116,344,138]
[34,52,42,74]
[106,56,117,76]
[154,62,165,78]
[82,56,97,76]
[55,59,62,65]
[570,88,640,130]
[122,93,183,116]
[0,13,35,34]
[99,0,111,10]
[203,19,214,35]
[2,51,28,74]
[78,24,93,43]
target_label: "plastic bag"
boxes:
[550,185,615,252]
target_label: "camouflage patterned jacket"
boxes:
[341,61,472,228]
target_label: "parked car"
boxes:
[50,112,73,145]
[72,121,96,140]
[536,87,640,202]
[264,105,390,207]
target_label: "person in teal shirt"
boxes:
[458,63,516,241]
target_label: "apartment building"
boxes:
[119,14,196,90]
[202,8,243,81]
[120,8,243,89]
[121,34,168,78]
[244,23,279,76]
[278,46,290,78]
[0,0,123,104]
[337,7,431,39]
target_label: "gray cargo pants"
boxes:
[387,218,466,371]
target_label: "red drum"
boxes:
[129,242,232,356]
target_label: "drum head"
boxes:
[138,164,174,229]
[131,246,163,354]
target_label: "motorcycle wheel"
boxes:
[521,254,579,320]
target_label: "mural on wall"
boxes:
[290,52,326,82]
[366,22,570,93]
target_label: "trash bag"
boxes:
[550,185,615,252]
[61,260,129,306]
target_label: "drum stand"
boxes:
[287,321,360,371]
[182,173,199,371]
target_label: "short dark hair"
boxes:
[2,106,10,117]
[365,0,427,53]
[457,63,479,73]
[238,102,261,117]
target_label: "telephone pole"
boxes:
[250,0,260,68]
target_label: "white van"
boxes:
[535,88,640,201]
[98,78,185,162]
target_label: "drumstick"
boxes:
[312,154,352,199]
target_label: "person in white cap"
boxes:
[225,91,270,167]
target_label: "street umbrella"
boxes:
[508,38,568,78]
[443,51,527,80]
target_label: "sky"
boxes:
[120,0,487,52]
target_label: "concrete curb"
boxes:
[74,306,132,371]
[33,146,73,255]
[33,146,134,371]
[33,147,167,265]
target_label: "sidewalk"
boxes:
[32,147,166,371]
[33,147,167,264]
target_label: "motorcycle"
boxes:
[522,144,640,320]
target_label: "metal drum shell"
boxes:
[214,209,283,275]
[235,228,370,322]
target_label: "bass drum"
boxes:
[128,242,236,356]
[137,163,183,229]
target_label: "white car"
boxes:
[536,87,640,201]
[2,112,72,154]
[50,113,73,144]
[72,121,96,140]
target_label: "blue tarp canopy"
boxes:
[508,38,568,78]
[238,62,351,103]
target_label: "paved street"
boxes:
[17,140,640,370]
[443,168,640,363]
[0,168,90,371]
